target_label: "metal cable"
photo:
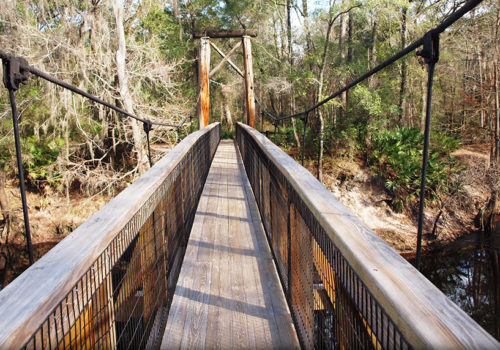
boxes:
[255,0,482,122]
[8,88,34,265]
[416,61,437,270]
[0,50,200,260]
[254,97,279,122]
[0,50,200,130]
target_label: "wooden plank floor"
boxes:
[161,140,299,350]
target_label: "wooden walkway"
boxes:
[161,140,299,349]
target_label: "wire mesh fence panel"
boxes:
[238,121,492,348]
[290,204,315,349]
[270,178,288,290]
[13,124,221,350]
[237,123,410,350]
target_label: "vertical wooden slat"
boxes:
[198,37,210,129]
[242,36,255,128]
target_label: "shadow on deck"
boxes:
[161,140,299,349]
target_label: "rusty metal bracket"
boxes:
[2,54,30,91]
[416,30,440,64]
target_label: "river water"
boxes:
[413,231,500,341]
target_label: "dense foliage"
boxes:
[0,0,498,220]
[369,127,460,210]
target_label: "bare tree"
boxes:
[111,0,149,175]
[316,1,360,181]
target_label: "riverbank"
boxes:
[0,184,110,288]
[301,143,497,258]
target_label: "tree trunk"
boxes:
[291,91,301,150]
[170,0,180,17]
[399,3,409,127]
[478,46,485,128]
[224,103,233,131]
[112,0,149,175]
[317,110,325,181]
[272,12,281,59]
[170,0,183,41]
[285,0,300,149]
[286,0,293,66]
[421,79,426,132]
[347,12,353,63]
[346,11,353,109]
[302,0,312,52]
[316,20,334,182]
[339,3,348,120]
[279,7,287,61]
[493,61,499,165]
[369,16,377,88]
[482,9,500,234]
[259,83,264,132]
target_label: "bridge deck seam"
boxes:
[161,140,299,349]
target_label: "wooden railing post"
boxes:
[198,37,210,129]
[242,36,255,128]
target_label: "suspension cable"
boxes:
[252,0,482,271]
[0,50,199,131]
[256,0,483,122]
[0,51,200,266]
[254,97,279,122]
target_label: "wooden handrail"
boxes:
[236,122,499,349]
[0,123,220,349]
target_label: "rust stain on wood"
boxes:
[199,38,210,129]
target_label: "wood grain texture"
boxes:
[238,151,300,350]
[210,41,244,79]
[209,41,241,78]
[242,36,256,128]
[236,122,500,349]
[193,29,258,38]
[161,140,299,349]
[0,123,220,350]
[198,38,210,129]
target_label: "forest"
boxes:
[0,0,498,287]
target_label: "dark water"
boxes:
[413,232,500,341]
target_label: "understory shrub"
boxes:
[369,127,461,211]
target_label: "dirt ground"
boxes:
[0,143,495,287]
[0,185,110,288]
[306,143,495,257]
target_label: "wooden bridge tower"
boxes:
[193,29,257,129]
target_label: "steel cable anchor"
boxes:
[416,29,440,64]
[2,54,30,91]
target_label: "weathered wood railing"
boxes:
[236,122,500,349]
[0,123,220,349]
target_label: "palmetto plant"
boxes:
[370,127,461,210]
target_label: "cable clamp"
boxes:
[2,54,30,91]
[416,30,440,64]
[143,119,153,133]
